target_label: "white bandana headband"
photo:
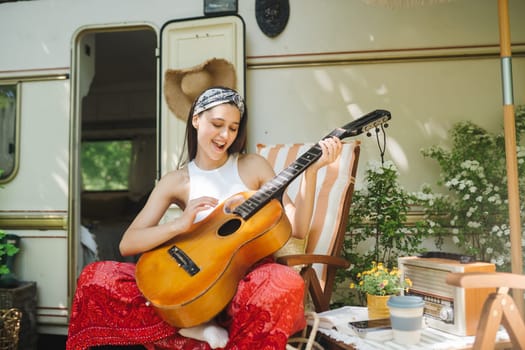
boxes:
[192,87,245,118]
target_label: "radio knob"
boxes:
[439,306,454,322]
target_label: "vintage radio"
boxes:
[398,253,495,336]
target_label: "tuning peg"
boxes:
[384,123,389,128]
[366,131,372,137]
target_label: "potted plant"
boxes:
[0,171,20,286]
[0,170,36,349]
[0,229,20,287]
[351,262,412,319]
[335,159,434,307]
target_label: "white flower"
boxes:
[452,236,460,244]
[467,221,481,228]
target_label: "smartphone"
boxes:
[349,318,392,333]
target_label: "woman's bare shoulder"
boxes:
[160,167,189,184]
[238,153,275,172]
[154,167,189,203]
[238,153,275,189]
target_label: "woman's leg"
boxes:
[149,261,306,350]
[66,261,177,350]
[223,262,306,349]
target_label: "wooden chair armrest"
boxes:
[276,254,350,269]
[446,272,525,290]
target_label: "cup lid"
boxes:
[387,295,424,308]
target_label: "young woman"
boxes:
[66,86,341,350]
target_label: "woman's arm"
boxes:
[119,170,218,256]
[283,137,342,239]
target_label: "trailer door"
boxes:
[159,15,245,185]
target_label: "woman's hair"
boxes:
[178,86,248,168]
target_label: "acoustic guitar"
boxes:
[135,109,392,328]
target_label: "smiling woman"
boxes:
[66,80,341,349]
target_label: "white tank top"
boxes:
[188,154,249,222]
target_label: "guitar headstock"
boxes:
[329,109,391,140]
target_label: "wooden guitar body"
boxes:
[135,191,291,328]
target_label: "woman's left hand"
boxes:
[313,136,342,170]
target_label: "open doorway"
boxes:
[77,27,157,267]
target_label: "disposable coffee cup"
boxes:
[387,295,425,345]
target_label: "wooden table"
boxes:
[314,326,512,350]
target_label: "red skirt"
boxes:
[66,260,305,349]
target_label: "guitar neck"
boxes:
[234,144,323,220]
[233,109,391,220]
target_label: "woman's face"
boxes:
[192,103,241,166]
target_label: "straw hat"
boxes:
[164,58,237,120]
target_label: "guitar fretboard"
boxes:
[233,144,323,220]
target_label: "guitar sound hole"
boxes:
[218,218,242,237]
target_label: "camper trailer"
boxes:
[0,0,524,338]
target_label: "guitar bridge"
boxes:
[168,245,200,276]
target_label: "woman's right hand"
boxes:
[178,196,219,232]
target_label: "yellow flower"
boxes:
[351,263,411,296]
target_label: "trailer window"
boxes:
[81,140,132,191]
[0,84,19,183]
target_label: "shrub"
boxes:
[421,105,525,271]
